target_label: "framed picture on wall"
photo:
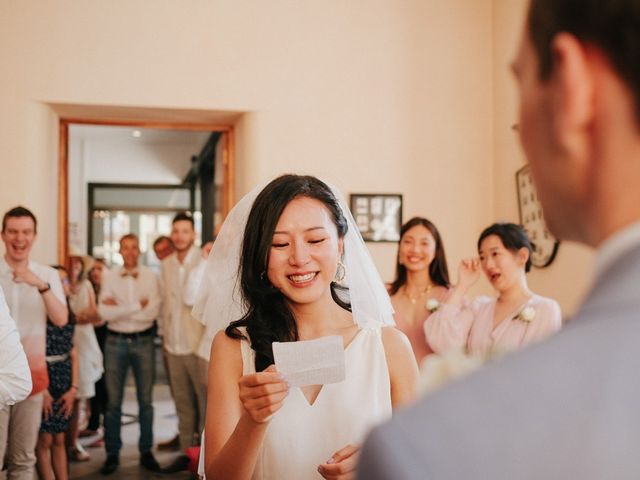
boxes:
[349,193,402,242]
[515,164,560,268]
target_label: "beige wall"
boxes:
[0,0,591,315]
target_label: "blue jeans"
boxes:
[104,332,155,456]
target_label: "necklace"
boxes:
[402,284,432,304]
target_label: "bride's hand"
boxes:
[317,444,360,480]
[238,364,289,424]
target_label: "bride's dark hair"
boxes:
[225,174,350,372]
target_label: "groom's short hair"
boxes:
[528,0,640,121]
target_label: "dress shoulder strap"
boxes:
[347,326,387,363]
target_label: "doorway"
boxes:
[58,118,235,266]
[56,116,234,478]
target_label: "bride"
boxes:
[194,174,418,480]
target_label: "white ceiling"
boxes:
[69,124,211,147]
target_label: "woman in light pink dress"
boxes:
[425,223,561,356]
[389,217,450,363]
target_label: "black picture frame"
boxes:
[349,193,403,242]
[515,165,560,268]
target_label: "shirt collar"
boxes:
[594,221,640,279]
[118,265,139,274]
[0,257,10,277]
[0,257,37,274]
[171,245,199,266]
[185,245,199,263]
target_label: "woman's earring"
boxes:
[334,260,347,284]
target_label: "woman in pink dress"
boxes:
[425,223,561,356]
[389,218,450,363]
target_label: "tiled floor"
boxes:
[70,384,194,480]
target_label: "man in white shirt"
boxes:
[153,235,174,262]
[0,286,31,410]
[194,240,214,379]
[98,234,161,475]
[159,212,205,474]
[151,235,181,452]
[0,206,68,479]
[359,1,640,478]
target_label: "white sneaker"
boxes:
[69,442,90,462]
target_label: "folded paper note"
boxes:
[272,335,346,387]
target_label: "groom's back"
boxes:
[359,243,640,479]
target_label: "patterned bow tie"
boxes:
[121,270,139,279]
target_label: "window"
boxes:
[88,184,200,270]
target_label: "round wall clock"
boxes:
[516,165,560,268]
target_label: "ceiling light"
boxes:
[132,130,142,138]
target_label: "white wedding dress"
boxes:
[199,326,392,479]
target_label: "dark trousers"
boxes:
[104,332,155,456]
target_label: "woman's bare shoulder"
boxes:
[210,329,243,363]
[380,326,412,352]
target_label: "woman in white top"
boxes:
[197,175,418,480]
[67,256,103,461]
[425,223,561,356]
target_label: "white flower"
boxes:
[418,349,485,395]
[418,347,509,396]
[425,298,440,313]
[515,305,536,323]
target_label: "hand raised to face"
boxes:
[12,268,45,289]
[457,258,481,292]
